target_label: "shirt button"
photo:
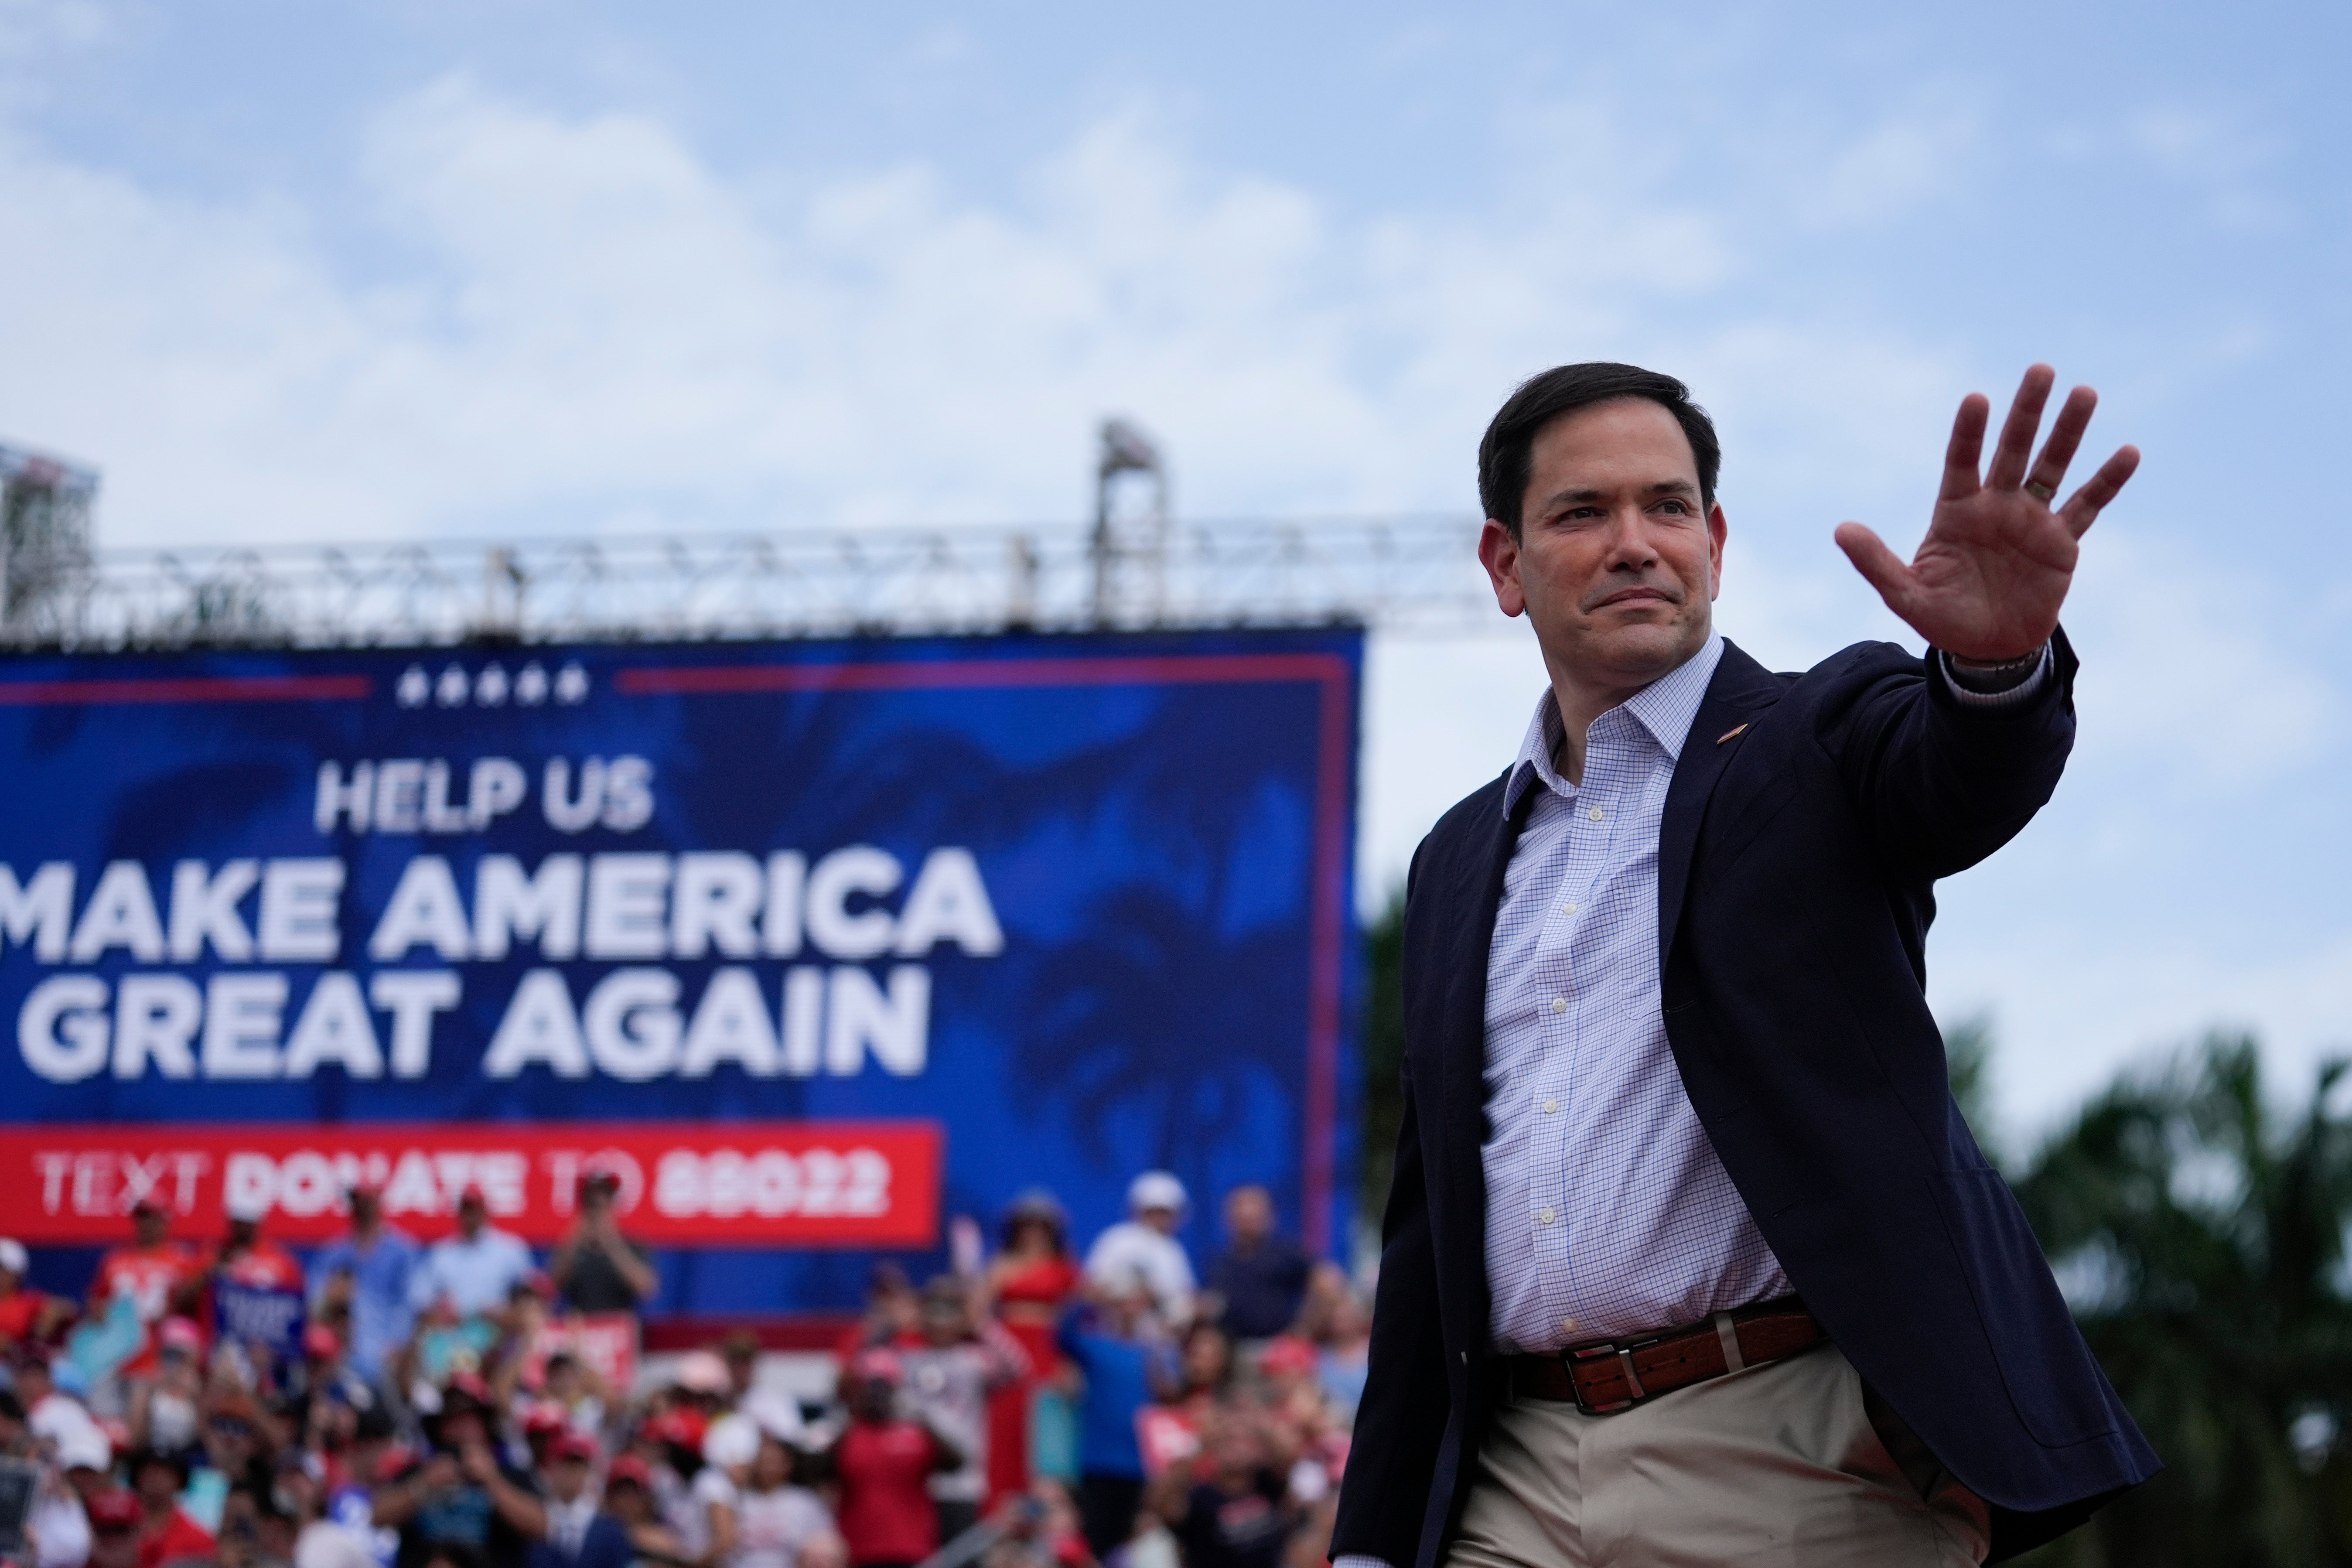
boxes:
[1537,1207,1556,1225]
[1550,997,1567,1015]
[1560,902,1577,915]
[1542,1097,1558,1114]
[1587,806,1604,822]
[1560,1318,1579,1335]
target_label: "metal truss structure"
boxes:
[0,514,1498,652]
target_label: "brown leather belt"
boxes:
[1501,1299,1823,1414]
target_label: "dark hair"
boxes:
[1478,363,1720,538]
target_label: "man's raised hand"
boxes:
[1833,364,2138,662]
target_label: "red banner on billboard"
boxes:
[0,1121,941,1247]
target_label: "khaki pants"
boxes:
[1445,1343,1990,1568]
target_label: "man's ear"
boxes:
[1706,502,1727,602]
[1477,519,1527,618]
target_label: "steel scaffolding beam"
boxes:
[0,516,1496,651]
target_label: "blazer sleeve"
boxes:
[1329,1057,1451,1568]
[1820,630,2079,881]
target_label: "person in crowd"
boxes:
[1197,1190,1309,1346]
[0,1237,72,1352]
[1169,1324,1234,1426]
[1080,1178,1194,1333]
[1305,1290,1369,1429]
[833,1269,920,1363]
[271,1445,379,1568]
[412,1191,535,1328]
[1146,1414,1296,1568]
[126,1319,206,1459]
[371,1373,545,1568]
[525,1431,629,1568]
[827,1349,962,1568]
[128,1447,217,1568]
[15,1348,99,1454]
[597,1455,686,1568]
[716,1333,803,1452]
[729,1432,833,1568]
[546,1175,657,1323]
[900,1277,1028,1545]
[1054,1285,1178,1562]
[308,1185,421,1388]
[982,1193,1080,1506]
[29,1427,98,1568]
[56,1421,116,1509]
[93,1202,204,1383]
[214,1199,307,1296]
[85,1490,147,1568]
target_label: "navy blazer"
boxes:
[1329,634,2157,1567]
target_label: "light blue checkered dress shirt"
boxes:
[1481,633,1792,1352]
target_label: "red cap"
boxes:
[522,1403,570,1437]
[457,1185,487,1209]
[849,1347,904,1387]
[547,1430,599,1465]
[86,1490,142,1530]
[159,1317,204,1352]
[605,1454,653,1489]
[642,1408,706,1450]
[302,1324,342,1360]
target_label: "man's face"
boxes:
[457,1197,485,1237]
[1223,1189,1271,1244]
[348,1191,380,1229]
[1139,1205,1178,1237]
[133,1209,168,1248]
[1479,398,1725,696]
[548,1456,592,1503]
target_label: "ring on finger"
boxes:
[2024,479,2056,502]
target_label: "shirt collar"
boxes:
[1502,633,1725,817]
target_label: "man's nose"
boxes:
[1602,509,1658,567]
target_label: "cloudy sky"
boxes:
[0,0,2344,1142]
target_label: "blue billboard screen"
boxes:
[0,628,1362,1317]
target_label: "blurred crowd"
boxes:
[0,1172,1372,1568]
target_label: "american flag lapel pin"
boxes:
[1716,723,1749,745]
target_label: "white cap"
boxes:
[225,1192,272,1224]
[702,1411,760,1470]
[742,1387,806,1445]
[0,1238,26,1276]
[1127,1171,1188,1215]
[672,1350,731,1395]
[55,1422,111,1473]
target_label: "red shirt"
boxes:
[835,1419,944,1566]
[94,1242,201,1375]
[138,1508,215,1568]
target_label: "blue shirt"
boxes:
[1056,1311,1176,1478]
[309,1226,420,1380]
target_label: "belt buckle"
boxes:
[1564,1339,1650,1415]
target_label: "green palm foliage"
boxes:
[2009,1035,2352,1566]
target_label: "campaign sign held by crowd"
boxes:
[0,629,1362,1315]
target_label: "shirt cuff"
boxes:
[1939,643,2052,709]
[1333,1556,1396,1568]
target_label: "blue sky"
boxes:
[0,0,2344,1141]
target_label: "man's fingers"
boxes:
[1940,393,1989,501]
[2025,385,2097,499]
[2060,444,2140,539]
[1985,364,2056,492]
[1833,522,1917,615]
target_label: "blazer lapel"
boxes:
[1657,640,1784,955]
[1437,777,1533,1295]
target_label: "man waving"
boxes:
[1331,363,2157,1567]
